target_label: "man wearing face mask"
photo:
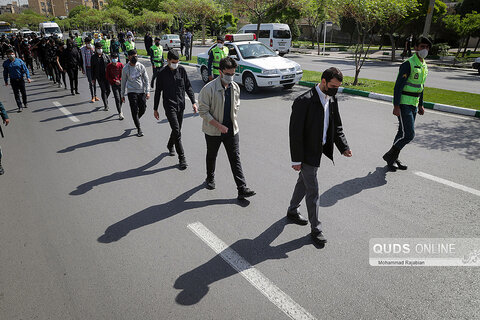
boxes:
[20,38,34,76]
[106,52,124,120]
[63,39,82,95]
[153,50,197,170]
[123,32,135,63]
[121,49,150,137]
[198,57,256,200]
[55,40,68,90]
[149,37,164,88]
[382,36,432,172]
[3,49,31,112]
[91,42,112,111]
[207,36,229,82]
[81,37,99,103]
[288,67,352,246]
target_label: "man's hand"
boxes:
[192,103,198,114]
[292,164,301,171]
[59,67,63,72]
[343,150,353,157]
[393,105,400,117]
[146,93,150,100]
[115,80,120,85]
[27,78,31,83]
[218,124,228,134]
[208,75,213,81]
[82,69,85,74]
[121,97,125,103]
[92,79,95,84]
[3,118,9,126]
[154,110,160,120]
[418,105,425,115]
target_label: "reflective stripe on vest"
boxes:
[75,37,82,46]
[102,39,111,54]
[150,45,163,67]
[124,41,135,52]
[399,54,428,106]
[211,46,229,75]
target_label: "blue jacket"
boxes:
[0,101,8,121]
[3,58,30,84]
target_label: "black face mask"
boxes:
[155,41,160,46]
[130,56,138,64]
[322,83,338,97]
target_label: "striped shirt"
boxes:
[80,45,94,69]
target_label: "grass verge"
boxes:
[302,70,480,110]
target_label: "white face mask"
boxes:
[217,43,224,49]
[417,48,428,59]
[86,43,91,48]
[97,48,103,54]
[128,37,132,41]
[222,74,234,84]
[170,62,179,69]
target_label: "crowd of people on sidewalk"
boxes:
[0,29,432,246]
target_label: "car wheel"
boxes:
[243,73,258,93]
[283,83,294,89]
[279,52,285,57]
[478,68,480,75]
[201,67,209,83]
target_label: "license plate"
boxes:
[279,42,286,46]
[282,74,295,79]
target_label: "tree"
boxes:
[456,0,480,16]
[300,0,329,50]
[443,12,480,57]
[135,9,173,33]
[104,6,135,30]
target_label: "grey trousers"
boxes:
[288,163,322,234]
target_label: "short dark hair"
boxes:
[85,37,91,43]
[6,49,14,55]
[219,57,237,71]
[111,52,118,58]
[415,36,432,48]
[94,42,102,48]
[154,37,160,41]
[167,49,179,60]
[127,49,137,56]
[216,35,224,42]
[321,67,343,83]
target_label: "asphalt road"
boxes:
[1,60,479,320]
[136,42,480,94]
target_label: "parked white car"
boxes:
[238,23,292,56]
[160,34,181,50]
[197,33,302,93]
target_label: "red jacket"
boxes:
[106,62,124,86]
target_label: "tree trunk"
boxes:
[474,37,480,53]
[202,17,206,45]
[256,20,261,40]
[462,35,470,57]
[311,26,315,47]
[389,34,396,62]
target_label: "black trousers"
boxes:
[165,107,185,157]
[97,80,111,107]
[205,133,246,190]
[127,92,146,129]
[111,84,122,114]
[59,70,67,88]
[47,60,60,83]
[10,78,27,108]
[66,67,78,93]
[25,57,34,74]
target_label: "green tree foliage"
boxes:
[456,0,480,16]
[443,11,480,56]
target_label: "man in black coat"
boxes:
[91,42,112,110]
[288,67,352,246]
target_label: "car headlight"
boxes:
[263,69,278,75]
[294,64,302,71]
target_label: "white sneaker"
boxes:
[119,112,124,120]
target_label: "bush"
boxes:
[430,43,450,56]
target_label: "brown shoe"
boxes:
[90,97,95,103]
[94,96,100,101]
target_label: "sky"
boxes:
[0,0,28,6]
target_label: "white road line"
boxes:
[188,222,317,320]
[349,96,473,120]
[414,171,480,197]
[53,101,80,122]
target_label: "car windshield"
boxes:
[273,30,291,39]
[169,35,180,39]
[237,43,276,59]
[45,27,61,34]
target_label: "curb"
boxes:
[298,80,479,118]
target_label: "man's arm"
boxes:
[153,69,163,111]
[289,97,308,165]
[141,65,149,95]
[0,102,8,121]
[120,67,127,98]
[184,69,196,105]
[332,101,350,155]
[198,85,225,133]
[207,51,214,76]
[393,61,410,107]
[3,62,9,84]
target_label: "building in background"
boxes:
[0,1,28,14]
[28,0,85,16]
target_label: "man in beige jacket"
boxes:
[198,57,256,200]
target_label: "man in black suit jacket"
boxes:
[288,67,352,246]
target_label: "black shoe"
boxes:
[205,178,215,190]
[137,129,144,137]
[104,106,109,111]
[75,90,79,94]
[23,103,28,108]
[17,107,22,113]
[311,231,327,245]
[179,157,187,170]
[287,209,308,225]
[168,145,176,156]
[71,91,75,96]
[238,187,256,200]
[395,160,407,170]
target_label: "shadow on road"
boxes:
[70,152,172,196]
[41,107,100,122]
[174,216,322,305]
[57,114,117,131]
[413,119,480,161]
[58,128,134,153]
[97,184,249,243]
[320,167,388,207]
[157,112,198,124]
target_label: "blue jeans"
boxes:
[393,104,417,150]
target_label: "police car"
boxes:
[197,33,303,93]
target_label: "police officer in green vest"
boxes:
[75,33,82,47]
[123,32,135,62]
[149,37,164,88]
[100,35,111,56]
[383,36,432,172]
[207,36,229,81]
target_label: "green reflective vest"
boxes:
[150,44,163,67]
[75,36,82,47]
[100,39,111,54]
[124,40,135,53]
[399,53,428,107]
[211,45,229,75]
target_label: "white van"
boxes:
[238,23,291,56]
[39,22,63,39]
